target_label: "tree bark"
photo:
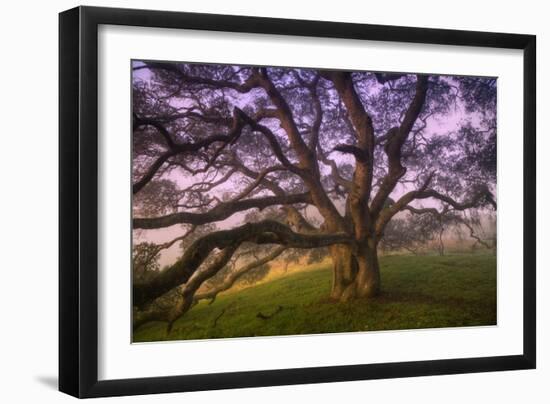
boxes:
[329,242,381,302]
[354,243,381,298]
[329,244,357,300]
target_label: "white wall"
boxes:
[0,1,546,402]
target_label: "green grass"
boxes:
[133,253,497,342]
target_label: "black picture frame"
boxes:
[59,5,536,398]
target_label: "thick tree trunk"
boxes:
[329,242,381,302]
[354,244,381,298]
[329,244,357,300]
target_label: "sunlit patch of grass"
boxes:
[133,253,496,342]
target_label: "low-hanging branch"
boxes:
[133,220,352,308]
[194,246,288,304]
[166,245,240,329]
[133,245,238,331]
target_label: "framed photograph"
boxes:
[59,6,536,398]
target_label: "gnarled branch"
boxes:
[133,220,352,307]
[133,107,247,194]
[195,246,287,303]
[133,192,313,229]
[370,75,429,216]
[376,181,496,237]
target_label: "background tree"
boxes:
[379,213,441,255]
[380,208,496,256]
[131,61,496,328]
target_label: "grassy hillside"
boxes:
[133,253,497,342]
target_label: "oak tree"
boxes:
[131,62,496,327]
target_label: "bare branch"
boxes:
[195,246,287,303]
[375,172,435,235]
[415,188,496,211]
[142,62,262,93]
[458,217,493,249]
[133,107,247,194]
[370,75,430,216]
[134,192,313,229]
[231,160,320,232]
[376,179,496,237]
[232,165,287,201]
[140,226,197,268]
[133,150,178,194]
